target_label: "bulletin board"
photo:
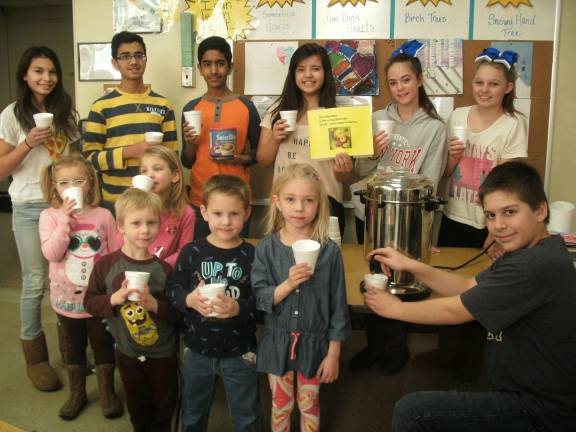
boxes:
[232,39,553,202]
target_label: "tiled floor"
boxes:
[0,212,490,431]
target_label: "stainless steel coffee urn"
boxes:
[359,169,444,300]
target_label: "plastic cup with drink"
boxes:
[144,131,164,144]
[125,271,151,302]
[280,110,298,132]
[33,113,54,128]
[452,125,469,144]
[292,239,321,273]
[198,283,227,317]
[132,175,153,192]
[62,187,83,211]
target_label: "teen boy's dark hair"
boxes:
[197,36,232,65]
[111,31,146,58]
[202,174,251,209]
[479,161,550,223]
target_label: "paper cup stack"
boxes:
[548,201,575,233]
[292,239,321,273]
[199,283,227,317]
[328,216,341,247]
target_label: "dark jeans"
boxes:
[116,351,179,432]
[192,204,251,240]
[392,391,546,432]
[180,348,262,432]
[57,314,115,365]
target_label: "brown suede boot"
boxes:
[21,333,62,392]
[59,365,88,420]
[95,364,124,419]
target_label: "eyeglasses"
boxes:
[116,53,147,62]
[54,179,87,188]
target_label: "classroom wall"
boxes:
[549,1,576,229]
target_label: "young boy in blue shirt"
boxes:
[167,175,262,431]
[365,161,576,432]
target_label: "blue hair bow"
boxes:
[391,40,424,59]
[475,47,518,70]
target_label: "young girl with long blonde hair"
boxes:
[138,146,195,267]
[252,163,351,432]
[39,154,122,420]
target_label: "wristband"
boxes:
[24,138,32,150]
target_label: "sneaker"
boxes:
[378,349,409,375]
[348,346,383,371]
[411,349,457,369]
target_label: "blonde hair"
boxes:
[115,188,162,227]
[266,163,330,243]
[41,154,101,208]
[202,174,251,209]
[141,146,189,218]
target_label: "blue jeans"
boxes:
[181,347,262,432]
[12,203,49,339]
[392,391,546,432]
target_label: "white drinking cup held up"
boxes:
[62,187,83,211]
[376,119,395,137]
[199,283,227,317]
[125,271,151,302]
[184,111,202,136]
[132,175,154,192]
[144,131,164,143]
[364,273,389,290]
[452,125,469,144]
[33,113,54,128]
[280,110,298,132]
[292,239,321,273]
[548,201,575,233]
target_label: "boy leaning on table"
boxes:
[364,161,576,432]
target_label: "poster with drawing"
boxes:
[315,0,390,39]
[417,38,463,95]
[244,41,298,95]
[113,0,163,33]
[185,0,256,40]
[247,0,312,39]
[326,40,379,96]
[395,0,469,39]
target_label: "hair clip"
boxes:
[475,47,518,70]
[391,40,424,59]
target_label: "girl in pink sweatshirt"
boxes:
[39,154,123,421]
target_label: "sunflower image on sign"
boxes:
[329,127,352,150]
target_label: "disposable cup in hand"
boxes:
[184,111,202,136]
[280,110,298,132]
[376,119,395,137]
[364,273,388,290]
[132,175,153,192]
[62,187,83,211]
[292,239,321,273]
[452,125,469,143]
[199,283,227,317]
[144,131,164,143]
[33,113,53,128]
[125,271,150,302]
[548,201,575,233]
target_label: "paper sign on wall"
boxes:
[247,0,312,39]
[315,0,390,39]
[395,0,469,39]
[244,41,298,95]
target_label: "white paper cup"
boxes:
[548,201,575,233]
[376,119,395,136]
[132,175,153,192]
[452,125,469,143]
[184,111,202,136]
[125,271,150,301]
[62,187,83,211]
[280,110,298,132]
[292,239,321,273]
[199,283,227,317]
[33,113,53,128]
[329,216,340,233]
[144,131,164,143]
[364,273,388,290]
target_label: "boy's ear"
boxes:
[536,201,548,223]
[199,204,209,222]
[227,62,234,75]
[244,204,251,222]
[111,58,119,71]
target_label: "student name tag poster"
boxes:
[247,0,312,39]
[395,0,469,39]
[315,0,391,39]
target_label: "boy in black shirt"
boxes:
[167,175,262,431]
[365,161,576,432]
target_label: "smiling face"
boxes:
[295,54,325,98]
[118,207,159,252]
[197,49,231,91]
[112,41,147,82]
[200,192,249,247]
[472,63,513,111]
[23,56,57,103]
[386,61,421,109]
[139,154,179,199]
[272,178,319,234]
[483,190,548,253]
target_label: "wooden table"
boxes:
[342,244,492,311]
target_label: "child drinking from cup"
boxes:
[39,154,121,420]
[138,146,195,267]
[252,163,351,432]
[167,174,262,431]
[84,189,179,432]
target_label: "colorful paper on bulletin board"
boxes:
[473,0,555,41]
[491,41,533,99]
[113,0,166,33]
[315,0,390,39]
[394,0,469,39]
[326,40,379,96]
[246,0,312,39]
[184,0,256,40]
[417,39,463,95]
[244,41,298,95]
[308,106,374,160]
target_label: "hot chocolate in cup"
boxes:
[376,119,395,137]
[62,187,83,211]
[33,113,53,128]
[144,131,164,143]
[364,273,388,290]
[125,271,150,302]
[292,239,321,273]
[452,125,469,143]
[280,110,298,132]
[132,175,153,192]
[199,283,227,317]
[184,111,202,136]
